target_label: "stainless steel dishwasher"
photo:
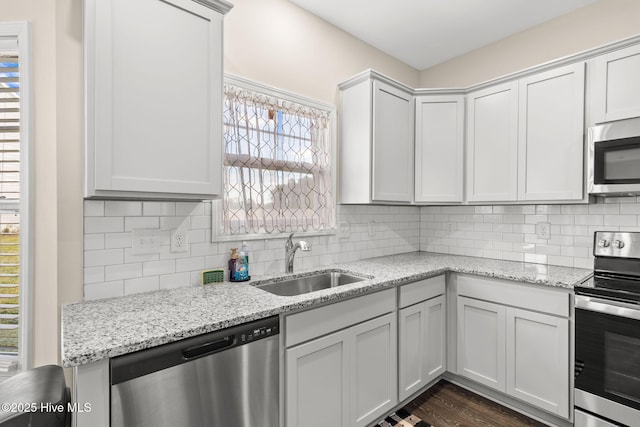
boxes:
[110,316,279,427]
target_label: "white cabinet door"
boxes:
[518,63,585,201]
[350,313,397,427]
[415,95,464,203]
[286,329,350,427]
[372,80,414,203]
[457,296,506,392]
[592,43,640,123]
[466,82,519,202]
[85,0,227,199]
[399,295,446,401]
[506,308,570,418]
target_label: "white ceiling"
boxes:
[289,0,598,70]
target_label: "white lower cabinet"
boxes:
[506,307,569,418]
[286,329,350,427]
[455,275,571,419]
[350,314,397,427]
[457,297,506,391]
[284,289,397,427]
[399,295,446,401]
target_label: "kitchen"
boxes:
[2,0,640,426]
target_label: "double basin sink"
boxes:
[255,270,367,296]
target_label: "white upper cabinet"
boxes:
[414,95,464,203]
[518,63,585,201]
[466,82,519,202]
[591,43,640,124]
[466,63,585,203]
[339,72,414,204]
[84,0,232,199]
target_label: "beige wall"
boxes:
[420,0,640,88]
[3,0,84,367]
[223,0,421,105]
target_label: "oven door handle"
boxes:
[575,295,640,320]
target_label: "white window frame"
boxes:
[0,22,32,372]
[212,74,337,242]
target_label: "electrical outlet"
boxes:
[132,229,161,255]
[535,222,551,240]
[170,228,189,253]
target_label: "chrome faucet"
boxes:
[285,233,311,273]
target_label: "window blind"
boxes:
[0,44,20,359]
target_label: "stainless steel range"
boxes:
[575,231,640,426]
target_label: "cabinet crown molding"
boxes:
[192,0,233,14]
[340,34,640,95]
[338,68,414,94]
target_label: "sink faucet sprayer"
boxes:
[285,233,311,273]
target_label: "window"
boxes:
[215,76,336,239]
[0,23,31,373]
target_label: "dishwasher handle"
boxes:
[182,336,234,360]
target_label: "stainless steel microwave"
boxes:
[588,117,640,196]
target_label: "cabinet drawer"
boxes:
[285,288,396,347]
[399,275,445,308]
[457,275,570,317]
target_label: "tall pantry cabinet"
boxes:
[84,0,232,199]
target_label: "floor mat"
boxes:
[374,408,432,427]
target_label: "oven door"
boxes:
[575,295,640,425]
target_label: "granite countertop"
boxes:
[62,252,592,367]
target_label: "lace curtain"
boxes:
[222,83,335,236]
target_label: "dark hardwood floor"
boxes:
[403,380,547,427]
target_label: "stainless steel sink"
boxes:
[256,271,366,296]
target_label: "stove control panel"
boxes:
[594,231,640,258]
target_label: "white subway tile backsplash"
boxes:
[84,200,421,300]
[84,198,640,300]
[84,267,104,284]
[175,257,204,273]
[84,281,124,301]
[124,217,159,231]
[84,201,105,217]
[124,276,159,295]
[84,234,105,251]
[143,202,176,216]
[419,199,640,272]
[604,215,637,226]
[85,217,124,233]
[588,203,620,214]
[105,201,142,217]
[85,249,124,267]
[143,260,176,276]
[105,263,143,281]
[160,272,191,289]
[124,248,160,264]
[176,202,204,216]
[104,232,133,249]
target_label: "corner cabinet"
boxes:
[84,0,232,199]
[339,71,414,204]
[466,82,519,202]
[455,275,571,419]
[414,95,464,203]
